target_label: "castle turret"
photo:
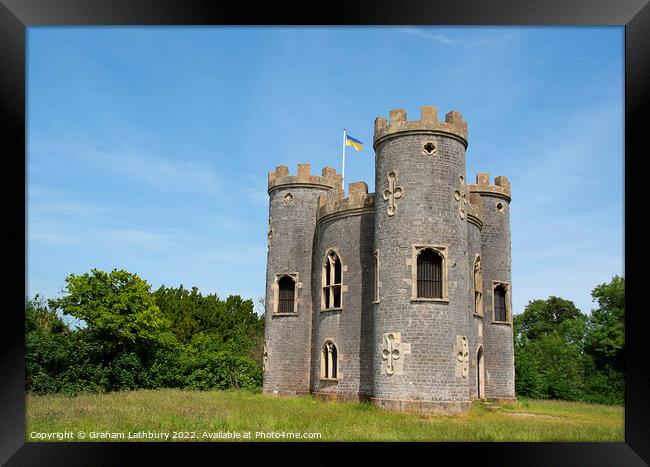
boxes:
[310,182,375,401]
[468,173,515,401]
[262,106,515,412]
[467,192,485,399]
[371,106,472,414]
[263,164,340,395]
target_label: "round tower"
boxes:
[263,164,340,396]
[311,181,375,401]
[372,105,472,414]
[468,173,515,401]
[466,193,485,399]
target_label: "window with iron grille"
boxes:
[277,275,295,313]
[322,251,342,309]
[321,341,338,379]
[494,284,507,321]
[417,248,443,299]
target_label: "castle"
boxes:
[262,105,515,414]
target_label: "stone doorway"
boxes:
[477,346,485,399]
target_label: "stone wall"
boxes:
[372,106,472,411]
[262,165,339,395]
[310,183,375,399]
[469,173,515,400]
[467,213,485,400]
[263,105,516,412]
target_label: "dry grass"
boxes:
[26,390,624,442]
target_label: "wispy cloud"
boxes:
[29,137,222,196]
[511,102,622,199]
[29,218,191,252]
[88,149,221,196]
[398,27,513,49]
[29,228,81,246]
[28,187,193,252]
[400,28,458,46]
[29,200,114,220]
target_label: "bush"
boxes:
[185,350,262,391]
[25,276,265,396]
[142,347,185,389]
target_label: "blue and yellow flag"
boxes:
[345,134,364,152]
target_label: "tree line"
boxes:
[514,276,624,405]
[26,268,624,405]
[26,268,264,395]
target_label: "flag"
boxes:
[345,134,364,152]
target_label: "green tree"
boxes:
[514,296,587,400]
[153,285,264,361]
[25,295,73,394]
[25,294,68,335]
[585,276,624,372]
[48,269,172,355]
[583,276,625,404]
[515,296,583,342]
[532,331,586,400]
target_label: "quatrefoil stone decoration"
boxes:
[381,332,411,376]
[263,341,269,371]
[382,334,400,375]
[453,175,468,219]
[383,171,403,217]
[455,336,469,378]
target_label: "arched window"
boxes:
[322,251,342,310]
[494,284,507,322]
[321,341,338,379]
[277,275,296,313]
[417,248,443,299]
[473,257,483,316]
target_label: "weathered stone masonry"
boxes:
[263,105,515,413]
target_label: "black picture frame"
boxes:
[2,0,647,464]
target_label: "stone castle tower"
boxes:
[263,105,515,414]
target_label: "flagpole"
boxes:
[341,128,347,195]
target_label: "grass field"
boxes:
[26,389,624,442]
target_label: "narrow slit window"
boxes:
[417,248,442,299]
[277,275,295,313]
[473,257,483,315]
[374,251,379,302]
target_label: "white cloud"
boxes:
[29,137,222,196]
[28,216,191,252]
[29,229,81,246]
[29,200,114,220]
[398,27,514,49]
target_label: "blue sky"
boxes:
[27,26,623,318]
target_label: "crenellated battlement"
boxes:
[264,103,515,409]
[468,172,511,202]
[373,105,468,149]
[316,181,375,225]
[268,164,342,194]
